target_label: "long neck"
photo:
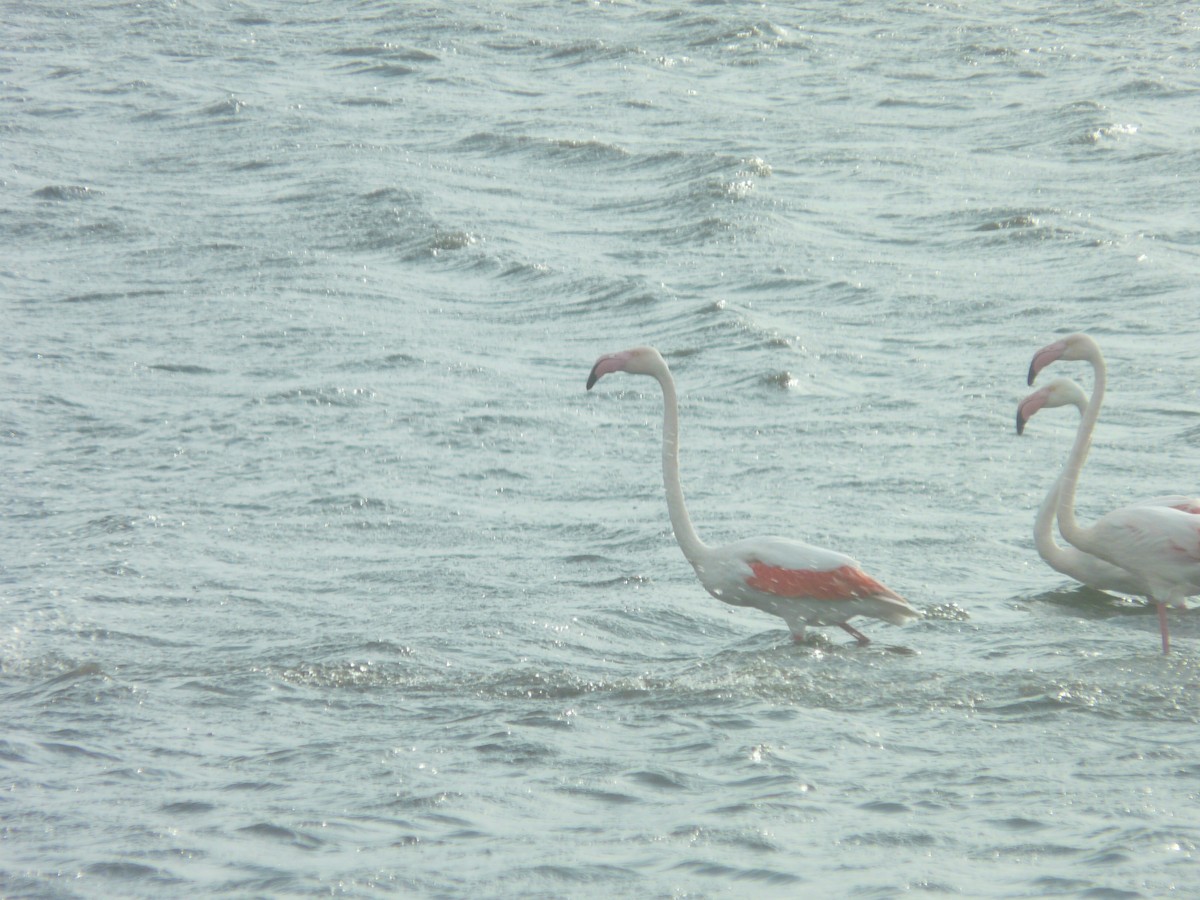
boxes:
[653,364,709,564]
[1055,350,1105,548]
[1034,477,1071,565]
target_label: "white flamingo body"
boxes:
[1027,333,1200,653]
[1018,377,1199,595]
[587,346,918,645]
[1075,505,1200,605]
[688,535,916,638]
[1037,483,1199,597]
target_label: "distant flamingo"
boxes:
[587,346,918,645]
[1027,333,1200,654]
[1016,376,1198,595]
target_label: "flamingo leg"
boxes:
[1157,602,1170,656]
[838,622,871,646]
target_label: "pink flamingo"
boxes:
[1027,333,1200,654]
[1017,376,1198,595]
[587,346,918,646]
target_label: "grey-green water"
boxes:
[4,2,1199,896]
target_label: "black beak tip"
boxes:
[1016,411,1027,436]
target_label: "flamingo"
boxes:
[1016,377,1198,595]
[586,346,918,646]
[1027,333,1200,654]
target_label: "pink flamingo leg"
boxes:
[838,622,871,646]
[1157,602,1171,656]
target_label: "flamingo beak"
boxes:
[1027,340,1067,385]
[1015,390,1048,436]
[586,359,608,390]
[586,351,633,390]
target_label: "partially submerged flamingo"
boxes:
[587,346,918,646]
[1027,333,1200,654]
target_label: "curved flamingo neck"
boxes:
[1033,387,1090,570]
[1055,344,1106,549]
[1034,478,1071,566]
[650,358,709,565]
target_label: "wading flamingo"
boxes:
[1027,333,1200,654]
[587,346,918,645]
[1016,377,1198,595]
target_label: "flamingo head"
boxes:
[587,346,666,389]
[1016,376,1088,435]
[1027,333,1101,385]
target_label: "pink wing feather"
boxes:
[746,561,903,602]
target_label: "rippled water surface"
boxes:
[4,2,1200,896]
